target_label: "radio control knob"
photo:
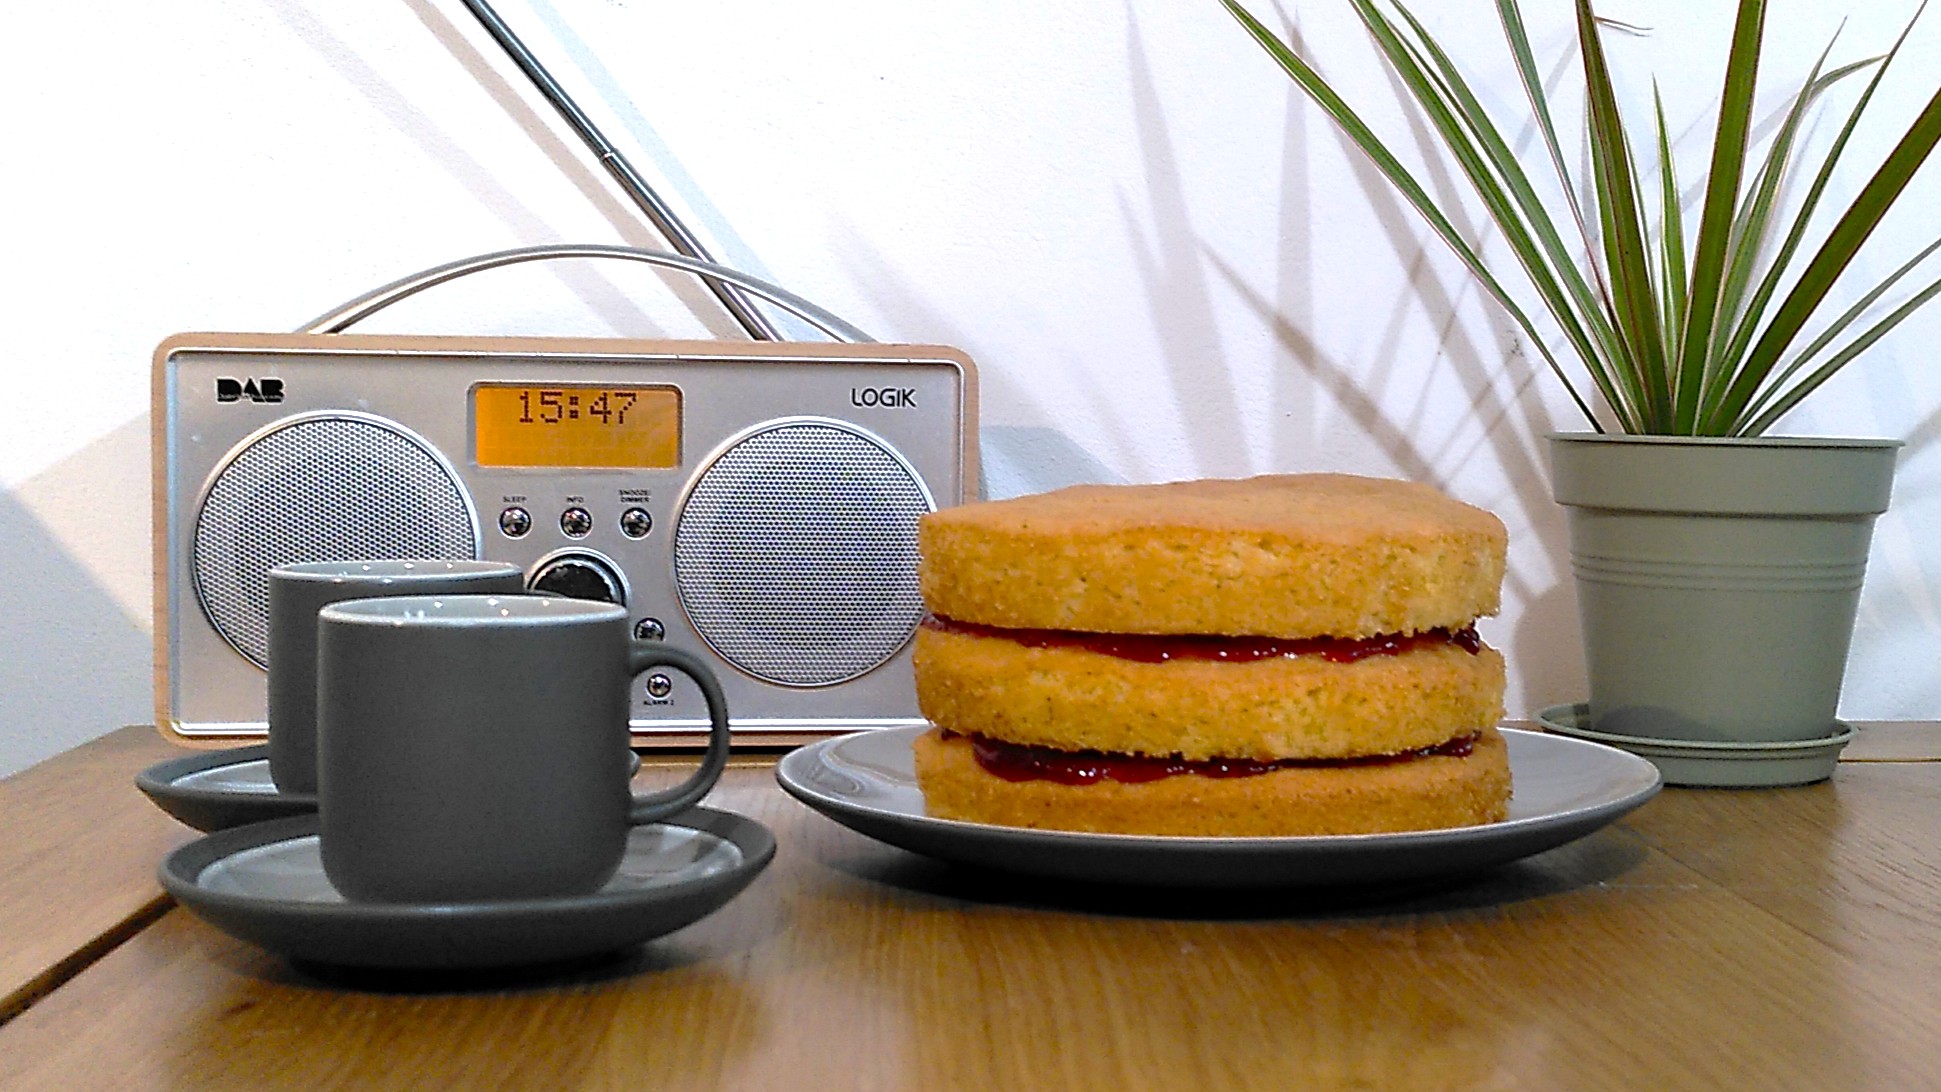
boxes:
[529,554,626,605]
[498,506,532,538]
[559,507,594,538]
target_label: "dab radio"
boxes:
[153,330,979,746]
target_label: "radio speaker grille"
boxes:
[674,421,932,687]
[192,414,478,668]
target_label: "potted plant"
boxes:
[1221,0,1941,784]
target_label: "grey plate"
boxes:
[777,727,1661,889]
[135,746,316,832]
[137,746,642,832]
[159,807,774,969]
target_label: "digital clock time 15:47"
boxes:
[517,387,636,425]
[472,383,682,469]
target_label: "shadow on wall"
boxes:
[0,464,154,779]
[980,427,1126,500]
[1160,10,1587,716]
[812,9,1591,716]
[271,0,746,341]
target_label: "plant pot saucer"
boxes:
[1534,703,1853,788]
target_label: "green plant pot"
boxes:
[1546,433,1900,785]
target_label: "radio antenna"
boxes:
[457,0,784,341]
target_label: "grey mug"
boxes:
[266,559,525,794]
[315,593,733,904]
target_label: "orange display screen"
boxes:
[472,384,681,468]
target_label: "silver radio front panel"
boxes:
[154,332,978,746]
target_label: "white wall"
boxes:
[4,1,1937,776]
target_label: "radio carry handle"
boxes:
[299,243,873,344]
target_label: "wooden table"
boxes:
[2,724,1938,1090]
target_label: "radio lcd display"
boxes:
[472,383,681,468]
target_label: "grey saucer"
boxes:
[159,807,774,970]
[136,746,315,832]
[1536,703,1854,788]
[777,726,1661,889]
[136,746,642,832]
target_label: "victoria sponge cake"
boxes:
[910,473,1511,837]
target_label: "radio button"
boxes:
[559,507,594,538]
[498,507,532,538]
[645,673,674,699]
[529,554,625,605]
[634,617,665,641]
[620,507,653,539]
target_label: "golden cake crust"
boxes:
[912,623,1506,761]
[911,726,1512,837]
[918,474,1507,639]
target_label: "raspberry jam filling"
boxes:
[922,615,1482,664]
[951,730,1481,785]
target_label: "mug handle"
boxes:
[624,644,734,825]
